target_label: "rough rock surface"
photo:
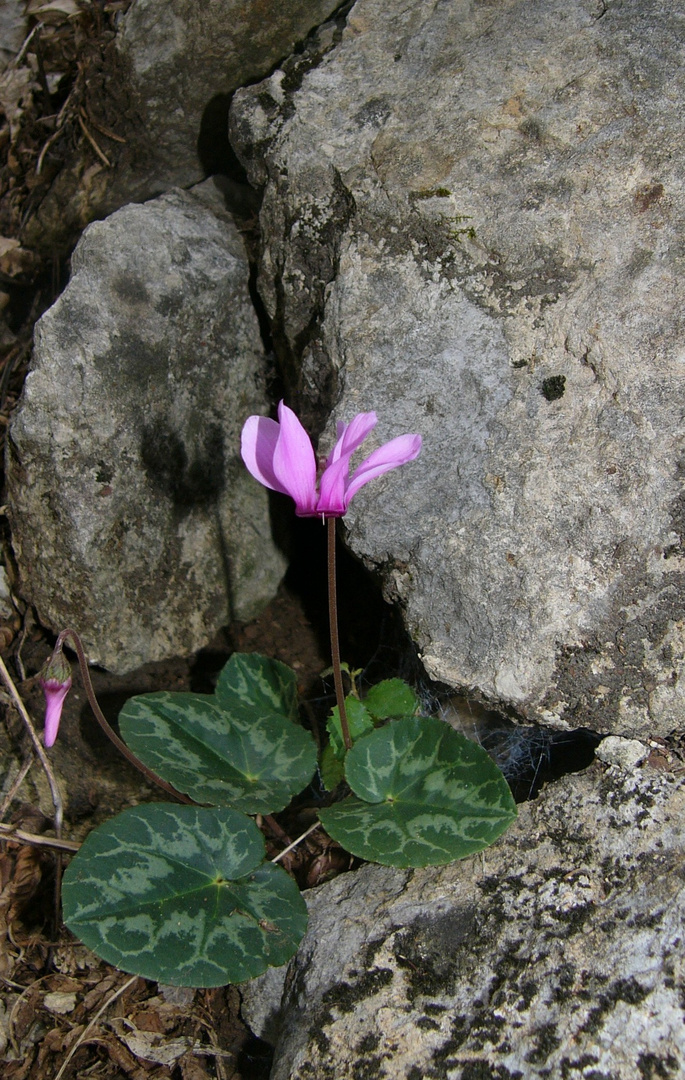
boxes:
[114,0,343,194]
[241,757,685,1079]
[7,182,285,673]
[22,0,345,255]
[230,0,685,738]
[0,1,26,72]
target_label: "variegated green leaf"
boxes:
[215,653,299,724]
[319,716,516,867]
[326,696,374,759]
[62,804,308,987]
[119,690,316,815]
[363,679,420,720]
[320,744,344,791]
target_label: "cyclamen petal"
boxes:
[346,433,423,503]
[326,411,377,467]
[39,645,73,747]
[240,401,421,518]
[317,455,352,516]
[42,678,72,747]
[271,402,318,515]
[240,416,284,494]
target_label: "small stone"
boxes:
[43,991,78,1016]
[596,736,648,769]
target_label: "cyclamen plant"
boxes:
[46,403,516,989]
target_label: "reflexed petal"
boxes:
[272,402,318,515]
[326,412,377,467]
[345,434,422,503]
[317,455,351,516]
[240,415,285,493]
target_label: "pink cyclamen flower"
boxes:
[39,648,72,747]
[241,401,421,517]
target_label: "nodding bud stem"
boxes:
[39,645,72,748]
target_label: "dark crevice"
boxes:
[285,515,423,689]
[425,690,603,803]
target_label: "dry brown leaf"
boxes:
[25,0,82,24]
[0,238,38,278]
[178,1050,213,1080]
[0,849,13,891]
[43,990,78,1016]
[0,67,37,141]
[88,1032,160,1079]
[37,1024,72,1054]
[131,1000,186,1034]
[80,973,120,1011]
[44,974,82,994]
[109,1016,194,1067]
[3,1052,36,1079]
[7,845,45,924]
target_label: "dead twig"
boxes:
[271,821,321,864]
[84,111,127,144]
[0,821,79,853]
[14,606,30,683]
[36,86,78,175]
[12,23,43,70]
[0,756,34,820]
[35,124,64,174]
[77,112,111,167]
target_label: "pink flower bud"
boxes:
[39,647,72,748]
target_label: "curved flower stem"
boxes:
[327,518,352,751]
[57,629,194,805]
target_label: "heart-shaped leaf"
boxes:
[320,744,345,791]
[62,804,308,987]
[363,679,420,720]
[319,716,516,867]
[119,689,317,814]
[326,696,374,759]
[214,653,299,725]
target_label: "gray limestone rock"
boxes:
[241,761,685,1079]
[0,1,26,73]
[114,0,343,193]
[7,182,285,673]
[230,0,685,738]
[21,0,345,256]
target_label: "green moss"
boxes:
[540,375,566,401]
[409,188,453,202]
